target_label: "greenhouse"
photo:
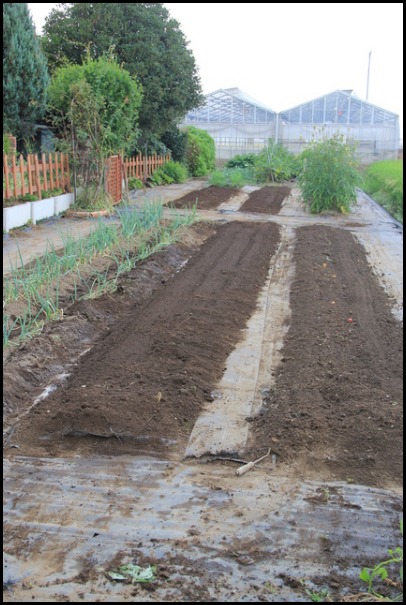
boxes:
[183,88,277,159]
[182,88,400,163]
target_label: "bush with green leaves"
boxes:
[225,154,257,169]
[254,140,298,183]
[149,161,189,186]
[128,177,144,191]
[185,126,215,177]
[161,161,188,183]
[209,167,254,188]
[298,133,361,214]
[73,186,114,212]
[161,127,188,163]
[48,53,142,156]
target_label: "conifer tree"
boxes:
[3,3,50,139]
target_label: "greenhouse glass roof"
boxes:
[184,88,276,124]
[280,90,398,126]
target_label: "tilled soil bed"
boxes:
[3,184,403,603]
[164,185,240,209]
[239,184,292,214]
[3,195,403,488]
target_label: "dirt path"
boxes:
[3,183,403,602]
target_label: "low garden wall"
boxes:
[3,192,74,232]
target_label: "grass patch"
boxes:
[361,160,403,223]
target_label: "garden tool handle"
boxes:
[235,461,255,476]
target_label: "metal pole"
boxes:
[366,51,372,100]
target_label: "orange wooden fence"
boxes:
[3,153,71,200]
[124,153,170,181]
[3,152,170,202]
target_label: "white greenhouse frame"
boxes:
[182,88,400,163]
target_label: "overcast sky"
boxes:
[28,2,403,133]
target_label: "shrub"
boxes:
[298,133,361,214]
[128,177,144,191]
[184,126,215,177]
[160,161,188,184]
[148,168,174,186]
[209,167,254,188]
[148,161,188,187]
[73,186,114,212]
[161,128,188,163]
[254,139,298,183]
[225,154,256,169]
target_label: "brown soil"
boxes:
[165,185,240,209]
[3,186,403,489]
[245,225,403,487]
[239,184,291,213]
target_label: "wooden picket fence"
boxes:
[3,152,70,200]
[3,151,170,202]
[124,153,170,181]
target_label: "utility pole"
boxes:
[366,51,372,100]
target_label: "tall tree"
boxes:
[42,3,203,147]
[3,3,50,139]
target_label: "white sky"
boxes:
[29,2,403,134]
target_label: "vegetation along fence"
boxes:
[3,152,170,202]
[3,152,71,200]
[124,153,170,181]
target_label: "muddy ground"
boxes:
[3,184,404,602]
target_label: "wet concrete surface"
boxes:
[3,455,403,602]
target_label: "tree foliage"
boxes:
[3,3,50,138]
[42,3,203,142]
[47,53,142,155]
[185,127,216,177]
[47,55,142,207]
[161,127,188,163]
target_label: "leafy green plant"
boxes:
[159,160,189,184]
[148,167,174,186]
[254,139,298,183]
[161,127,188,163]
[3,134,12,155]
[360,520,403,602]
[298,132,361,214]
[305,588,331,602]
[73,186,114,212]
[128,177,144,191]
[209,167,254,188]
[41,188,64,199]
[225,153,257,169]
[185,126,216,177]
[3,201,197,349]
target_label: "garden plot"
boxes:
[3,184,403,602]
